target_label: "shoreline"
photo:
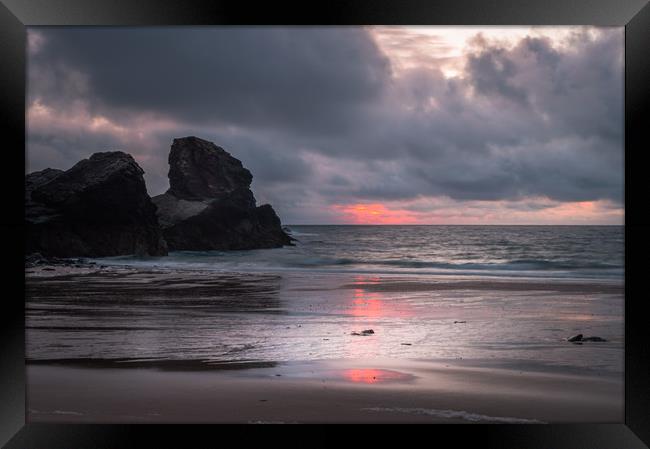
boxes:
[26,260,624,286]
[26,262,624,423]
[25,355,623,378]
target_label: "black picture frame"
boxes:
[1,0,648,447]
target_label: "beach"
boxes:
[28,358,621,424]
[26,231,624,424]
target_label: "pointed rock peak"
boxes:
[88,150,138,163]
[167,137,253,201]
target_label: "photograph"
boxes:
[24,25,625,424]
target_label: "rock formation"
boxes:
[566,334,607,343]
[152,136,292,250]
[24,138,292,257]
[25,152,168,257]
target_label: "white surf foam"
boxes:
[361,407,544,423]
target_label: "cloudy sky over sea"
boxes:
[26,26,623,225]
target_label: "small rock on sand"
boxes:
[567,334,607,343]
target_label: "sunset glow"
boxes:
[330,199,622,225]
[332,203,420,225]
[342,369,414,384]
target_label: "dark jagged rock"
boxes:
[26,152,168,257]
[167,136,254,201]
[25,168,64,197]
[582,336,607,342]
[153,136,292,251]
[567,334,607,343]
[25,168,64,225]
[25,252,96,268]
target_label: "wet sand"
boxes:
[26,266,624,423]
[27,358,622,423]
[25,263,623,295]
[341,279,624,294]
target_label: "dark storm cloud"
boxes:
[466,47,529,106]
[29,27,391,136]
[27,27,624,222]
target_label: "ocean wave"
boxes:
[98,251,623,280]
[95,226,623,280]
[302,257,621,272]
[361,407,544,423]
[286,231,319,237]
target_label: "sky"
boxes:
[26,26,624,225]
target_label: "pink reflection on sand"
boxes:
[342,368,414,384]
[347,276,414,319]
[342,276,416,359]
[350,288,383,318]
[344,276,382,359]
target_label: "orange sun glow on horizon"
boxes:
[332,203,421,225]
[329,199,622,225]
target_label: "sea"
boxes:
[26,225,624,374]
[104,225,624,280]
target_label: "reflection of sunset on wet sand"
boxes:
[347,276,415,319]
[342,368,414,384]
[350,289,383,318]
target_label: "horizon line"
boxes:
[284,223,624,226]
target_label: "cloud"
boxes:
[26,26,624,224]
[28,27,391,136]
